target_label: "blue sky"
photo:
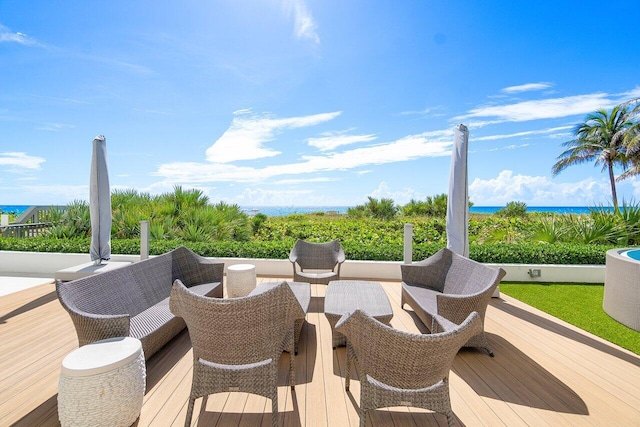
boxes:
[1,1,639,207]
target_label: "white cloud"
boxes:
[628,178,640,201]
[0,152,45,171]
[400,106,447,117]
[300,132,451,169]
[228,187,337,206]
[283,0,320,44]
[473,125,573,142]
[457,92,617,123]
[35,123,75,131]
[273,177,339,185]
[502,82,553,94]
[465,119,505,129]
[307,133,377,151]
[0,25,39,46]
[456,88,640,125]
[481,143,531,152]
[469,170,610,206]
[369,181,425,205]
[0,184,87,204]
[206,110,342,163]
[158,128,453,183]
[621,86,640,100]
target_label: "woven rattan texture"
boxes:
[400,248,505,355]
[169,280,305,427]
[56,246,224,359]
[336,310,481,427]
[289,240,345,285]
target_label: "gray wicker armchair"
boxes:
[289,239,345,285]
[335,310,482,427]
[401,247,506,356]
[169,280,305,427]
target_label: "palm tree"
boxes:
[617,99,640,180]
[552,103,637,212]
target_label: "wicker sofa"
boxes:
[401,247,506,356]
[56,246,224,359]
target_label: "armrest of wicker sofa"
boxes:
[190,261,224,294]
[56,278,131,346]
[172,246,224,297]
[60,300,130,345]
[70,311,130,346]
[435,284,497,324]
[400,262,446,292]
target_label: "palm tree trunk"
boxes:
[609,163,619,213]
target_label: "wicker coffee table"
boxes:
[325,280,393,348]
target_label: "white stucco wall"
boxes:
[0,250,605,283]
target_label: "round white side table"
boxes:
[227,263,257,297]
[58,337,146,427]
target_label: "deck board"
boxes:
[2,277,640,426]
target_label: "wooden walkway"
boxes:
[2,277,640,426]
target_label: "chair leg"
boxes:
[184,396,196,427]
[479,332,494,357]
[290,352,296,390]
[446,411,455,427]
[345,352,351,391]
[359,407,367,427]
[272,392,279,427]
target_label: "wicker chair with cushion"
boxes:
[288,239,345,285]
[169,280,305,427]
[336,310,482,427]
[400,247,506,356]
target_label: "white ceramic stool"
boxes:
[226,263,257,297]
[58,337,146,427]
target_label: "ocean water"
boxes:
[0,205,31,216]
[1,204,608,218]
[469,206,607,215]
[241,206,350,216]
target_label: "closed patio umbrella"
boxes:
[446,124,469,257]
[89,135,112,264]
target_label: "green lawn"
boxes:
[499,283,640,355]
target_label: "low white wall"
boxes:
[491,263,605,284]
[0,250,606,283]
[0,251,138,276]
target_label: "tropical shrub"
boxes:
[348,197,398,220]
[4,193,635,266]
[41,187,250,243]
[496,201,528,217]
[400,194,450,217]
[251,213,268,234]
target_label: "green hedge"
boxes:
[0,237,613,265]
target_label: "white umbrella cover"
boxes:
[89,135,112,264]
[446,124,469,257]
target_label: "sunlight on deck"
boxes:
[2,277,640,426]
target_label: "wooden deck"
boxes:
[2,277,640,426]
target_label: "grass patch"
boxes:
[500,282,640,355]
